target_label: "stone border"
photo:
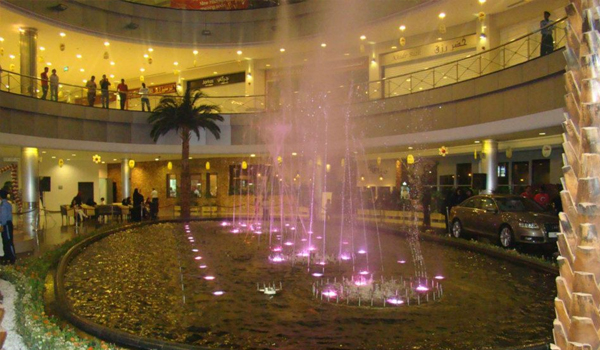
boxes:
[54,219,555,350]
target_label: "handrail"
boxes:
[0,17,566,112]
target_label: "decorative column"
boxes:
[21,147,39,238]
[553,2,600,349]
[481,139,498,194]
[121,159,131,201]
[19,27,37,97]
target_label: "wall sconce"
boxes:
[480,33,487,39]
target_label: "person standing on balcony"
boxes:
[0,190,16,265]
[86,76,97,107]
[49,69,59,101]
[40,66,49,100]
[540,11,554,56]
[117,78,128,110]
[139,82,151,111]
[100,74,111,108]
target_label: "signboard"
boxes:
[542,145,552,158]
[187,72,246,90]
[381,34,477,66]
[129,82,177,97]
[170,0,248,10]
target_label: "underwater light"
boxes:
[323,291,337,297]
[387,298,404,305]
[416,285,429,292]
[195,256,202,260]
[199,265,207,269]
[434,275,445,280]
[204,276,215,280]
[358,249,366,254]
[312,273,323,277]
[192,249,199,252]
[397,260,406,264]
[340,254,351,260]
[272,247,282,252]
[213,291,224,296]
[359,271,369,275]
[284,241,294,246]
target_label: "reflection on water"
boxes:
[64,221,555,350]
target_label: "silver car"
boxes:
[449,194,559,248]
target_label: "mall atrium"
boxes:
[0,0,585,349]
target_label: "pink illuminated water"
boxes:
[213,291,224,296]
[387,298,404,305]
[312,272,323,277]
[204,276,215,280]
[434,275,445,280]
[416,285,429,292]
[322,291,337,297]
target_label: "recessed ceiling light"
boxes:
[292,152,297,156]
[82,79,87,83]
[280,48,285,52]
[76,54,82,59]
[236,50,242,55]
[143,54,149,58]
[80,68,85,72]
[437,37,443,41]
[59,32,66,37]
[0,37,4,42]
[344,53,350,56]
[360,35,366,40]
[265,64,271,67]
[113,158,117,161]
[39,46,45,51]
[213,71,218,74]
[110,61,115,65]
[399,25,406,31]
[72,154,76,156]
[154,158,159,161]
[193,50,198,55]
[439,12,446,19]
[109,74,114,78]
[9,55,15,59]
[321,43,326,47]
[104,41,110,46]
[539,132,546,136]
[474,140,481,144]
[250,154,256,157]
[140,68,145,72]
[174,61,178,66]
[46,62,52,66]
[479,0,486,3]
[51,156,56,159]
[148,48,153,52]
[391,46,397,49]
[408,146,414,150]
[42,151,46,154]
[189,156,193,160]
[66,159,70,161]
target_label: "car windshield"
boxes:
[495,197,545,212]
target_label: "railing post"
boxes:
[410,74,413,93]
[479,56,482,76]
[432,70,436,88]
[527,36,530,60]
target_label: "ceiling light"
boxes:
[148,48,153,52]
[344,53,350,56]
[479,0,486,3]
[391,46,397,49]
[480,33,487,39]
[82,79,87,83]
[67,159,70,161]
[360,35,366,40]
[265,64,271,67]
[250,154,256,157]
[143,54,149,58]
[280,48,285,52]
[193,50,198,55]
[39,46,45,51]
[109,74,114,78]
[0,37,3,42]
[174,61,178,66]
[113,159,117,161]
[80,68,85,72]
[110,61,115,65]
[539,132,546,136]
[140,68,145,72]
[51,156,56,159]
[399,25,406,31]
[236,50,242,55]
[408,146,413,150]
[321,43,326,47]
[42,151,46,154]
[439,12,446,19]
[76,54,82,59]
[154,158,159,161]
[474,140,481,144]
[292,152,297,156]
[213,71,218,74]
[72,154,76,156]
[104,41,110,46]
[189,156,193,160]
[9,55,15,59]
[46,62,52,66]
[59,32,66,37]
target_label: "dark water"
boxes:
[64,221,556,350]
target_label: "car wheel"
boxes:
[451,220,463,239]
[499,225,514,248]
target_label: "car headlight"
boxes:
[518,222,539,229]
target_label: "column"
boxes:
[21,147,39,238]
[482,139,498,194]
[19,27,38,96]
[121,159,131,201]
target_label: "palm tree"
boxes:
[553,2,600,348]
[148,89,223,219]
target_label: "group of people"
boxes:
[40,68,153,112]
[122,188,159,221]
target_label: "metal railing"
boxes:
[361,17,567,99]
[0,17,566,113]
[0,71,266,113]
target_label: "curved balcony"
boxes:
[0,20,567,153]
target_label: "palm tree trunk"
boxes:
[181,128,191,219]
[553,2,600,348]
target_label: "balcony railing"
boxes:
[0,17,566,113]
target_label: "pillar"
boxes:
[482,139,498,194]
[121,159,131,201]
[19,27,37,97]
[21,147,39,238]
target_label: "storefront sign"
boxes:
[170,0,248,10]
[188,72,246,90]
[381,34,477,66]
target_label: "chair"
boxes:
[60,205,68,225]
[96,205,112,223]
[111,205,122,222]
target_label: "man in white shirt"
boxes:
[150,188,158,219]
[139,83,151,112]
[49,69,59,101]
